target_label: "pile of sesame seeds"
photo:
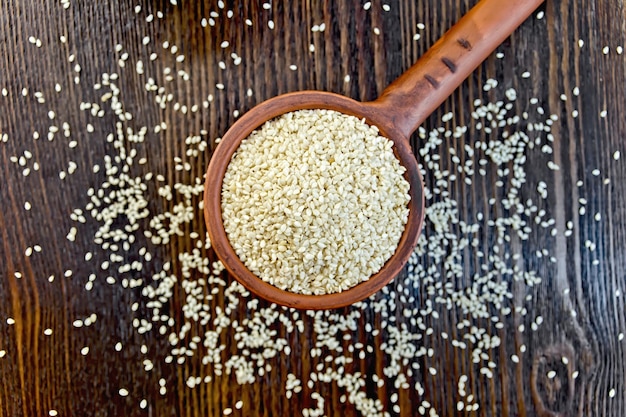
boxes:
[221,109,411,295]
[1,2,625,416]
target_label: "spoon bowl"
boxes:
[204,91,425,309]
[204,0,545,309]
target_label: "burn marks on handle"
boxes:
[424,74,439,89]
[457,38,472,50]
[423,38,469,89]
[441,57,457,73]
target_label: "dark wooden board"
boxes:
[1,1,625,416]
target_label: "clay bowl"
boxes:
[204,0,544,309]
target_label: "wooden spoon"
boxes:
[204,0,545,310]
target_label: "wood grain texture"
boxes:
[1,0,625,416]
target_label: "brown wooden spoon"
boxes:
[204,0,545,310]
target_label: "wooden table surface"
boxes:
[1,1,625,416]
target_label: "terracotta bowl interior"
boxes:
[204,91,425,309]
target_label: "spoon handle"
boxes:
[372,0,544,138]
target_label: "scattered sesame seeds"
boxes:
[4,7,616,415]
[119,388,129,397]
